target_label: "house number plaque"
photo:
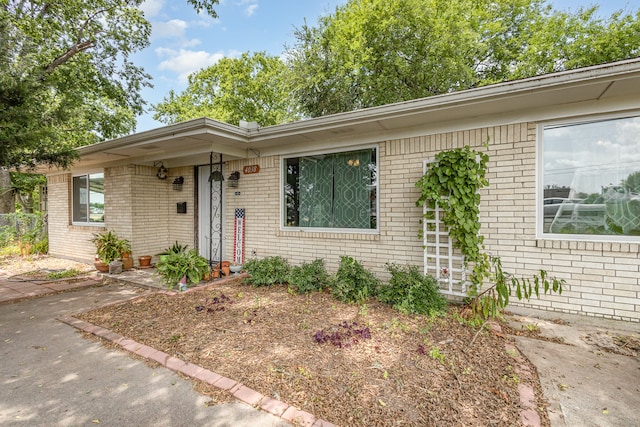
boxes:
[243,165,260,174]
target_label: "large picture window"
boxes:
[284,148,377,230]
[72,173,104,224]
[541,115,640,239]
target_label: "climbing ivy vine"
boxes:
[416,145,564,318]
[416,145,490,286]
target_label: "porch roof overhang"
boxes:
[62,58,640,172]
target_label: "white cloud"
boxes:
[153,19,188,39]
[244,4,258,16]
[140,0,164,18]
[156,48,225,82]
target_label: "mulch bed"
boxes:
[77,279,550,426]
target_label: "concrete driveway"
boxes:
[0,283,290,427]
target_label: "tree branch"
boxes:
[43,39,94,76]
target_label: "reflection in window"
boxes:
[72,173,104,223]
[285,148,377,230]
[542,116,640,237]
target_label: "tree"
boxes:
[286,0,640,117]
[10,173,46,213]
[622,170,640,193]
[153,51,301,127]
[0,0,219,213]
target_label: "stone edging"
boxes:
[58,314,336,427]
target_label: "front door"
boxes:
[198,165,224,264]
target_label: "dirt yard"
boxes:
[76,278,550,427]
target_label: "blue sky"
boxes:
[134,0,638,132]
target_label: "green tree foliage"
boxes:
[286,0,640,117]
[622,170,640,193]
[10,173,46,213]
[153,51,301,126]
[0,0,153,170]
[0,0,218,212]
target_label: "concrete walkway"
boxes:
[507,308,640,427]
[0,274,103,304]
[0,281,291,427]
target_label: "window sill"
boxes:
[535,238,639,253]
[70,223,106,231]
[277,229,380,241]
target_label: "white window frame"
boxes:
[537,112,640,243]
[280,144,379,234]
[71,171,105,226]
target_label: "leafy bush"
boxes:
[287,258,329,294]
[0,225,17,248]
[330,256,379,304]
[243,256,290,286]
[378,264,447,315]
[31,237,48,255]
[0,213,46,250]
[156,248,209,290]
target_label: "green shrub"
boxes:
[287,258,329,294]
[31,237,48,255]
[378,264,447,315]
[331,256,379,304]
[243,256,290,286]
[0,225,17,248]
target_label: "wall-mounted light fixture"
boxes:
[209,170,224,182]
[227,171,240,187]
[172,176,184,191]
[155,161,168,180]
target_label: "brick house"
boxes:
[45,59,640,322]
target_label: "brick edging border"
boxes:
[58,314,336,427]
[488,322,542,427]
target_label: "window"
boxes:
[72,173,104,224]
[284,148,377,230]
[541,115,640,239]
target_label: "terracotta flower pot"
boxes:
[121,252,134,270]
[217,260,231,276]
[94,261,109,273]
[138,255,152,267]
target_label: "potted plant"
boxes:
[90,230,130,273]
[217,260,231,277]
[156,243,209,291]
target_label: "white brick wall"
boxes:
[47,165,196,265]
[47,120,639,322]
[223,122,639,323]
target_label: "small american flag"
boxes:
[235,208,245,219]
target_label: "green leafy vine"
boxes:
[416,145,490,286]
[416,145,564,318]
